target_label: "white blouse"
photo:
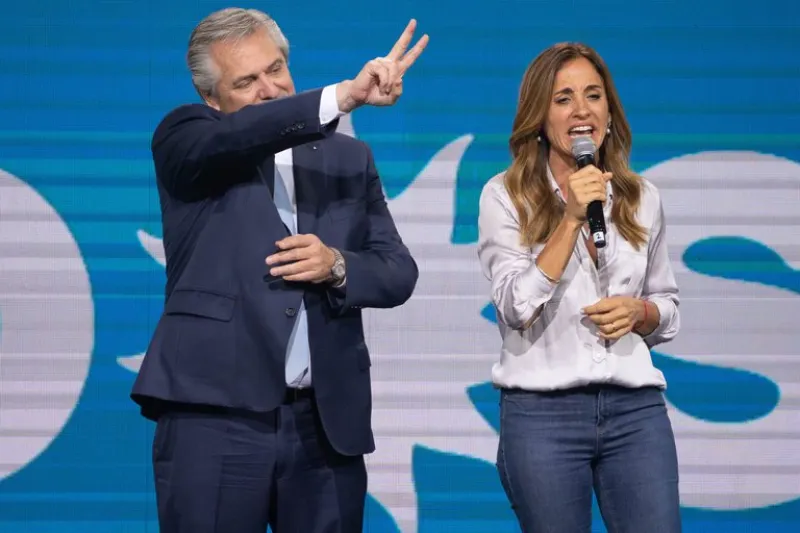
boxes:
[477,170,680,391]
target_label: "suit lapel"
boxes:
[292,142,326,235]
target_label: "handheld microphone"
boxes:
[570,136,606,248]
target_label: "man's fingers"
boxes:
[266,248,307,266]
[276,234,316,250]
[269,234,320,266]
[374,58,400,94]
[387,19,417,61]
[398,34,429,74]
[270,259,329,283]
[282,271,322,283]
[367,60,393,94]
[269,259,314,278]
[387,19,417,60]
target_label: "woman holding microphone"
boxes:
[477,42,682,532]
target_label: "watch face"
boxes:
[333,264,345,278]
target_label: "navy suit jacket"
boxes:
[131,88,418,456]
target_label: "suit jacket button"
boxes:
[285,307,297,317]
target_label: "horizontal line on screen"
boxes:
[2,131,800,146]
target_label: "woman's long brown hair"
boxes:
[504,42,647,250]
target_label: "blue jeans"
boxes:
[497,385,681,533]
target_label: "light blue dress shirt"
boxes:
[273,84,344,389]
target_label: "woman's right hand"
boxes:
[564,165,613,222]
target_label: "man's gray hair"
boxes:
[187,8,290,98]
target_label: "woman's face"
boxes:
[543,56,611,164]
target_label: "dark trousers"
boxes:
[152,392,367,533]
[497,385,681,533]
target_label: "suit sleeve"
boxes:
[327,145,419,312]
[153,86,342,197]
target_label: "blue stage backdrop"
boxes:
[2,1,799,532]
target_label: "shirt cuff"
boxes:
[320,84,347,126]
[642,297,677,345]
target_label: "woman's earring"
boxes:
[537,134,542,142]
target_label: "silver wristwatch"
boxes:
[329,248,346,285]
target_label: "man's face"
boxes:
[204,28,295,113]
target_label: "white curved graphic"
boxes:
[642,151,800,510]
[115,230,164,372]
[360,133,503,533]
[137,229,165,267]
[336,113,357,138]
[0,168,94,481]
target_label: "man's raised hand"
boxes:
[337,19,429,112]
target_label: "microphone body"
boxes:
[571,137,606,248]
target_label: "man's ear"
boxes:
[202,92,221,111]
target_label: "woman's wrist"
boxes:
[634,299,648,330]
[562,212,583,233]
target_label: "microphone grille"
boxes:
[571,136,596,159]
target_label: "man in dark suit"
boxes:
[130,7,426,533]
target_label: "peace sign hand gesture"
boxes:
[337,19,429,112]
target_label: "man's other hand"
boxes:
[266,234,336,283]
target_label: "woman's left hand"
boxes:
[582,296,644,340]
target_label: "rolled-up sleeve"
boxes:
[641,197,680,346]
[477,179,558,330]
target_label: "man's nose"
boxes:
[255,75,282,100]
